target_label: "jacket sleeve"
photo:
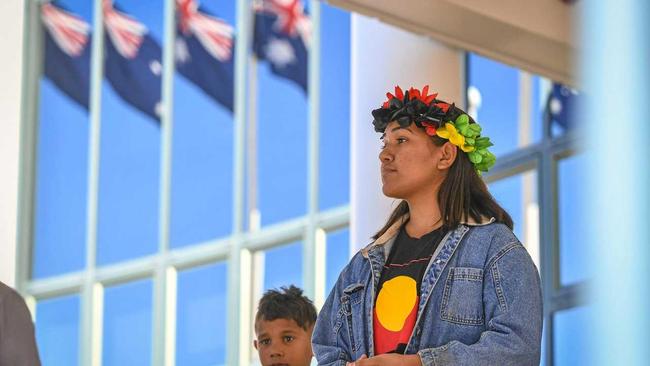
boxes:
[0,286,42,366]
[417,243,543,366]
[312,259,356,366]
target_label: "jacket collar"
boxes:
[361,213,495,257]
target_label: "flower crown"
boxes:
[371,85,496,173]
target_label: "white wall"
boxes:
[0,1,25,287]
[349,13,463,252]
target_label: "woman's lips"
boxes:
[381,166,397,175]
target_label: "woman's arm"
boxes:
[417,243,543,366]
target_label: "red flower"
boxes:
[421,121,437,136]
[434,102,450,113]
[382,86,405,108]
[382,85,443,109]
[408,85,437,105]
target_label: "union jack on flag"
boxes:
[103,0,147,59]
[177,0,234,62]
[256,0,311,45]
[41,2,90,57]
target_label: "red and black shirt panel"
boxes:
[373,225,445,355]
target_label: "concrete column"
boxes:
[350,13,464,251]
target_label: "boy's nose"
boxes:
[270,347,285,358]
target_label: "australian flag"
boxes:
[175,0,234,111]
[103,0,162,121]
[253,0,310,93]
[41,2,91,109]
[42,1,162,122]
[546,83,582,131]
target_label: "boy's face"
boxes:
[254,318,313,366]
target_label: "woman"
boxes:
[312,86,542,366]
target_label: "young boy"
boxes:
[254,285,317,366]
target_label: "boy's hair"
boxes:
[255,285,317,330]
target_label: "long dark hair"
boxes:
[372,109,513,240]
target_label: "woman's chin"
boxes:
[381,185,402,198]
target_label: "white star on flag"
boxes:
[264,37,296,68]
[175,38,191,64]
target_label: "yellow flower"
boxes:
[460,144,475,152]
[436,122,467,148]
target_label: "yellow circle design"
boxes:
[375,276,417,332]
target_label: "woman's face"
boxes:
[379,121,447,199]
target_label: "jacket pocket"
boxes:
[440,267,485,326]
[340,282,365,353]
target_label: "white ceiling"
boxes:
[327,0,580,86]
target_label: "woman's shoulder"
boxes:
[336,250,371,284]
[464,222,522,256]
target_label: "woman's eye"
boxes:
[397,137,407,143]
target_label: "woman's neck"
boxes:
[404,191,442,239]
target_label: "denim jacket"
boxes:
[312,215,542,366]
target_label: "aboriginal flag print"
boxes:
[373,226,445,354]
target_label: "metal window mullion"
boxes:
[228,0,253,364]
[16,0,43,294]
[539,141,556,366]
[303,0,324,307]
[152,0,177,364]
[81,0,105,365]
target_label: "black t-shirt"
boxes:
[373,225,446,354]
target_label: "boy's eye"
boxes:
[283,335,295,343]
[259,338,271,346]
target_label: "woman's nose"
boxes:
[379,147,393,163]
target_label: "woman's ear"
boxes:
[437,141,458,170]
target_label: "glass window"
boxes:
[319,3,350,211]
[467,53,542,157]
[488,170,540,266]
[170,0,235,248]
[558,153,590,285]
[35,294,80,365]
[176,262,228,366]
[256,65,308,227]
[263,241,303,291]
[553,305,594,365]
[33,0,93,279]
[96,0,163,265]
[103,279,153,366]
[326,228,349,294]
